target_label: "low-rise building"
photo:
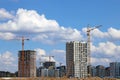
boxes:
[96,65,105,78]
[57,65,66,77]
[105,67,110,77]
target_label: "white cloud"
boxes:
[0,8,82,43]
[34,48,66,67]
[0,51,17,72]
[91,29,109,38]
[91,41,120,66]
[0,8,120,43]
[33,27,82,44]
[0,32,16,40]
[51,49,65,53]
[82,27,120,66]
[86,27,120,41]
[92,42,116,56]
[0,8,14,20]
[34,48,56,67]
[58,27,82,41]
[82,27,120,42]
[91,57,111,66]
[1,8,120,68]
[0,8,59,32]
[34,48,46,61]
[0,51,15,65]
[108,27,120,40]
[50,49,66,65]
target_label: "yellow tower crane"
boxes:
[87,25,101,77]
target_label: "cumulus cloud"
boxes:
[33,27,82,44]
[34,48,66,67]
[0,51,15,65]
[50,49,66,65]
[91,57,111,66]
[35,48,56,67]
[51,49,65,53]
[57,27,82,42]
[1,8,120,69]
[0,8,14,20]
[0,32,16,40]
[84,27,120,41]
[107,28,120,40]
[91,29,108,39]
[91,41,120,66]
[82,26,120,66]
[0,8,82,43]
[0,8,59,32]
[0,8,120,43]
[0,51,17,72]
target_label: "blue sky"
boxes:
[0,0,120,72]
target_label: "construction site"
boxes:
[0,26,119,80]
[1,0,120,79]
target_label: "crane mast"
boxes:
[18,36,29,77]
[22,36,29,77]
[87,25,101,77]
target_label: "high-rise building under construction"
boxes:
[18,50,36,77]
[66,41,88,78]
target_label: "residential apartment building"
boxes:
[66,41,88,78]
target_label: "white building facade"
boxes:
[66,41,88,78]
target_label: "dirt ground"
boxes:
[0,77,117,80]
